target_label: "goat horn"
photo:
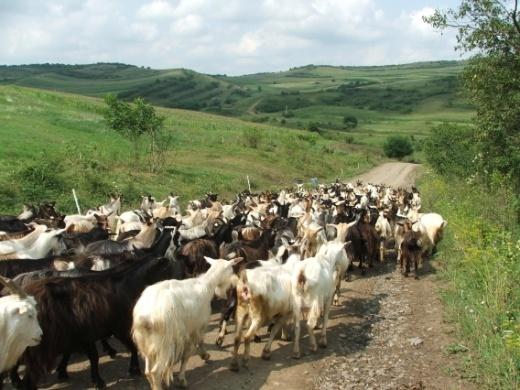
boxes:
[0,276,27,298]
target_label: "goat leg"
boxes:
[216,289,236,347]
[56,353,70,380]
[85,343,106,389]
[8,364,22,389]
[229,305,247,372]
[101,339,117,358]
[116,334,141,376]
[261,319,284,360]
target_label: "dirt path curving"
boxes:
[4,163,473,390]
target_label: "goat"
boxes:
[0,276,42,390]
[230,264,296,371]
[400,228,423,279]
[292,242,348,358]
[18,257,182,389]
[132,256,243,389]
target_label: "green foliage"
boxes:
[104,94,166,172]
[18,155,66,202]
[421,171,520,388]
[424,123,477,177]
[383,135,414,159]
[308,122,320,133]
[425,0,520,215]
[343,115,358,129]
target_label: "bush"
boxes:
[308,123,320,133]
[343,115,358,129]
[424,123,477,177]
[383,135,414,159]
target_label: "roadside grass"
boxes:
[0,85,379,214]
[420,169,520,388]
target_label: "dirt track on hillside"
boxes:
[4,163,473,390]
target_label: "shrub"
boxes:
[343,115,358,129]
[424,123,477,177]
[383,135,414,160]
[308,122,320,133]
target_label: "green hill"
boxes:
[0,61,474,148]
[0,85,379,214]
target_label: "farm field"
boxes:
[0,85,380,214]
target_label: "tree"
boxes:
[424,123,477,176]
[104,95,167,173]
[383,135,414,160]
[343,115,358,129]
[424,0,520,199]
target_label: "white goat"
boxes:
[132,256,243,389]
[230,264,297,371]
[0,227,68,259]
[0,276,42,375]
[375,211,393,262]
[292,241,348,357]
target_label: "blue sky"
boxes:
[0,0,464,75]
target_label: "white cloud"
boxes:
[409,7,436,35]
[0,0,462,74]
[137,0,176,19]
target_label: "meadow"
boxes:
[0,85,379,214]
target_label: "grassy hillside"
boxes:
[0,62,474,148]
[0,85,379,214]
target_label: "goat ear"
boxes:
[204,256,217,266]
[230,257,245,266]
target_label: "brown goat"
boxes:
[400,229,422,279]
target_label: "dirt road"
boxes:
[5,163,472,390]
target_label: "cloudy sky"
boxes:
[0,0,463,75]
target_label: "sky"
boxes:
[0,0,464,75]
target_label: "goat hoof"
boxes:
[94,380,106,389]
[175,377,188,388]
[129,367,141,377]
[261,350,271,360]
[229,360,240,372]
[253,335,262,343]
[241,358,250,368]
[319,339,327,348]
[200,352,211,362]
[215,337,223,347]
[292,351,301,359]
[414,275,419,280]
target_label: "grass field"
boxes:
[0,61,475,149]
[0,85,380,214]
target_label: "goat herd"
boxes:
[0,181,447,389]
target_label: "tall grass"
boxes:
[420,169,519,388]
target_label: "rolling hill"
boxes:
[0,61,474,148]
